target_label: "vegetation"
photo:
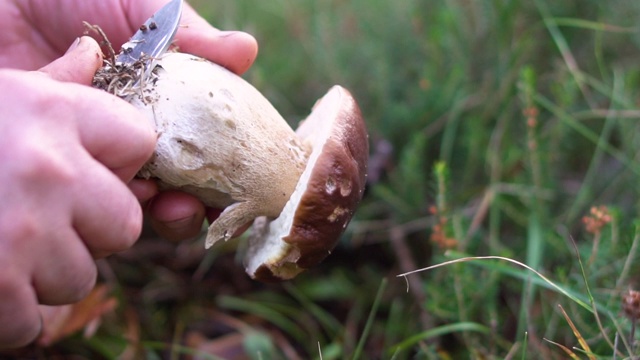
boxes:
[7,0,640,358]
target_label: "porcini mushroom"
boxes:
[99,52,368,280]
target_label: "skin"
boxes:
[0,0,258,348]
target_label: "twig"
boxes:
[83,21,117,65]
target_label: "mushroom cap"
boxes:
[244,85,369,281]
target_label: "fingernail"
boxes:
[64,37,81,55]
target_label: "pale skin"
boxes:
[0,0,258,348]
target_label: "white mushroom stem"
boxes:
[131,53,311,247]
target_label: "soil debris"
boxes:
[83,22,158,99]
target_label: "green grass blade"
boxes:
[217,296,307,344]
[142,341,227,360]
[390,322,491,354]
[283,283,343,337]
[517,210,544,336]
[351,278,387,360]
[548,17,637,33]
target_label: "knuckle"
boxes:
[0,213,43,251]
[12,138,77,189]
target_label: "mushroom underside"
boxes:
[245,85,369,281]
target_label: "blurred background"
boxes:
[9,0,640,358]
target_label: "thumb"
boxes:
[38,36,104,85]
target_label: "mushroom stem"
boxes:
[127,53,311,246]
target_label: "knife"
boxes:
[116,0,184,67]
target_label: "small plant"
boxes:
[623,289,640,353]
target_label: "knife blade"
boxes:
[116,0,183,66]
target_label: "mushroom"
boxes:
[113,52,368,281]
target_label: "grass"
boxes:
[7,0,640,359]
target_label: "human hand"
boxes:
[0,0,258,74]
[0,36,156,348]
[0,0,259,240]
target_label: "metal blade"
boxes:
[116,0,183,65]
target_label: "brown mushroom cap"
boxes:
[244,85,369,281]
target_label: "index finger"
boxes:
[2,70,156,182]
[70,86,157,181]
